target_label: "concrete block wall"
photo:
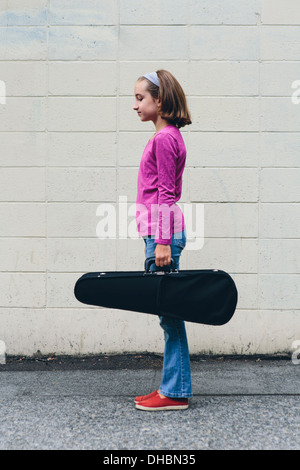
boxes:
[0,0,299,356]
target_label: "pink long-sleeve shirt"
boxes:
[136,124,186,245]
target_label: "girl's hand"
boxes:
[154,244,171,267]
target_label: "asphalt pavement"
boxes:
[0,355,299,451]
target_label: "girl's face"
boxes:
[133,80,160,123]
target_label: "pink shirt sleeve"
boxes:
[153,133,178,245]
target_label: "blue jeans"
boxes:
[143,230,193,398]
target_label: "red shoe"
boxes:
[135,393,188,411]
[134,390,158,404]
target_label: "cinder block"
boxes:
[0,203,46,237]
[47,168,116,202]
[47,202,104,237]
[188,132,259,167]
[115,237,147,270]
[49,62,117,96]
[49,26,118,60]
[48,97,116,131]
[0,273,46,307]
[3,308,161,356]
[260,203,300,238]
[261,97,300,131]
[48,132,116,167]
[190,61,259,96]
[117,167,140,203]
[204,202,258,238]
[261,26,300,60]
[231,274,258,309]
[49,0,118,25]
[0,97,46,131]
[260,169,300,202]
[0,238,46,271]
[259,274,300,309]
[190,26,259,60]
[186,237,258,273]
[47,200,158,245]
[190,97,259,131]
[190,0,261,25]
[120,26,189,60]
[186,309,300,356]
[261,133,300,167]
[0,26,47,59]
[118,131,154,166]
[47,273,89,308]
[180,172,189,204]
[0,0,48,26]
[120,0,189,25]
[47,238,117,273]
[190,168,259,202]
[0,168,45,201]
[262,0,300,25]
[260,62,300,97]
[260,239,300,274]
[0,61,47,96]
[0,132,46,166]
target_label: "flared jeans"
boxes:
[143,230,193,398]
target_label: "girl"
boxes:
[133,70,192,411]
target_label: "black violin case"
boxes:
[74,257,238,326]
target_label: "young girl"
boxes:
[133,70,192,411]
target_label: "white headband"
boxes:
[143,72,159,87]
